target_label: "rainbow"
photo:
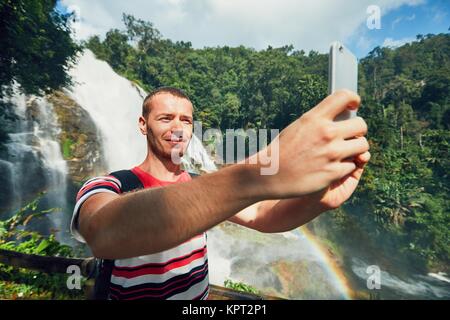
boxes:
[298,226,353,300]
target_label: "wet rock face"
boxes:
[47,91,106,184]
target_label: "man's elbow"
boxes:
[86,231,113,260]
[79,214,170,260]
[86,232,120,260]
[90,243,117,260]
[79,214,116,259]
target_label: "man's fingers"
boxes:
[355,151,371,165]
[314,89,361,120]
[350,164,365,181]
[335,137,370,160]
[336,116,368,139]
[334,161,357,181]
[337,152,370,183]
[350,152,371,180]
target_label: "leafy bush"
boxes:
[0,193,86,299]
[224,279,259,295]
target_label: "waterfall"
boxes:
[183,131,217,173]
[351,258,450,299]
[0,88,71,244]
[32,97,69,243]
[0,92,29,210]
[65,50,146,172]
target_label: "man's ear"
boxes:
[138,116,147,135]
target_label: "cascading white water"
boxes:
[0,88,70,244]
[32,97,69,243]
[1,92,29,209]
[65,51,146,172]
[183,131,217,173]
[351,258,450,299]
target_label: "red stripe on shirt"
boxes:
[109,263,208,295]
[113,245,206,271]
[111,249,207,278]
[76,181,121,201]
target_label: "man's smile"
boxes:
[164,136,186,147]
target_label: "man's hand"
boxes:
[316,150,370,210]
[231,89,370,232]
[258,89,369,199]
[229,150,370,233]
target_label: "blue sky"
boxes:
[348,0,449,57]
[57,0,449,58]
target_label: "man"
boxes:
[71,86,370,300]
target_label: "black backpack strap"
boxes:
[92,169,143,300]
[109,169,144,192]
[91,259,114,300]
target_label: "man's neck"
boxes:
[137,150,183,182]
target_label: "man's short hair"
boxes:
[142,86,192,118]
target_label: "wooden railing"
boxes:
[0,248,282,300]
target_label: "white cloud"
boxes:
[391,13,416,29]
[406,13,416,21]
[382,36,415,48]
[391,16,404,29]
[432,10,447,23]
[61,0,425,53]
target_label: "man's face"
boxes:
[139,93,194,161]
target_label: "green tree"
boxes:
[0,0,80,97]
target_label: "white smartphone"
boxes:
[328,41,358,121]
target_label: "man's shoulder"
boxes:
[108,169,144,193]
[76,174,123,202]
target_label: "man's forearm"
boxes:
[87,164,269,259]
[253,190,329,233]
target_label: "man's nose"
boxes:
[170,117,183,129]
[171,119,184,139]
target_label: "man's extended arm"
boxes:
[78,90,369,260]
[80,164,268,259]
[227,196,327,233]
[228,150,371,233]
